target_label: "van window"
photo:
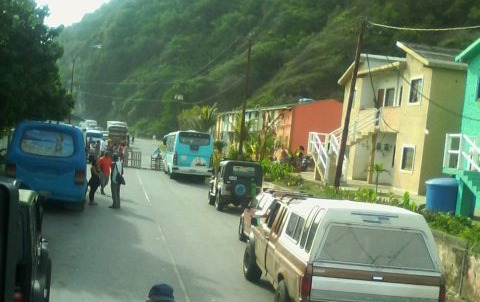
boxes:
[315,225,436,270]
[285,213,305,243]
[266,202,281,228]
[21,129,74,157]
[258,194,272,209]
[300,206,319,248]
[250,194,264,209]
[305,209,324,252]
[273,206,287,234]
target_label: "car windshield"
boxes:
[315,224,436,271]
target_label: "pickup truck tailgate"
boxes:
[309,267,444,302]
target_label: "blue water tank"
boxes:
[425,178,458,212]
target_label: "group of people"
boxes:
[87,138,127,163]
[87,149,124,209]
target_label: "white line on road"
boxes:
[136,170,151,206]
[135,170,191,302]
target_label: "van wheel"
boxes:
[238,218,247,242]
[243,244,261,282]
[215,193,224,211]
[274,280,291,302]
[75,199,85,212]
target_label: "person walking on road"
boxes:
[87,158,101,205]
[109,153,123,209]
[147,283,175,302]
[97,151,112,195]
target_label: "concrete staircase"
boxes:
[443,133,480,216]
[308,108,383,183]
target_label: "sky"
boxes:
[36,0,111,27]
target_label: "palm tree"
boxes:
[194,103,218,133]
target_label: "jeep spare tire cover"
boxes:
[232,180,250,199]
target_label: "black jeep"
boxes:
[208,160,262,211]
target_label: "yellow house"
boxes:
[334,42,467,195]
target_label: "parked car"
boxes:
[15,188,52,302]
[238,189,310,242]
[0,178,20,301]
[243,196,446,302]
[5,120,88,211]
[208,160,262,211]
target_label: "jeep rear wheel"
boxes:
[243,244,261,282]
[208,187,215,205]
[274,280,291,302]
[215,192,224,211]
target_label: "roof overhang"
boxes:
[455,37,480,62]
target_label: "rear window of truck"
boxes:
[315,225,436,270]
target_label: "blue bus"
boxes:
[162,130,213,181]
[5,120,87,211]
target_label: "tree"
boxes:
[0,1,72,133]
[193,103,219,132]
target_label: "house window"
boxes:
[401,145,415,171]
[398,87,403,106]
[377,88,396,107]
[409,78,423,104]
[384,88,395,107]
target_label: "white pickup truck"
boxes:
[244,196,446,302]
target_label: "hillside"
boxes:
[56,0,480,136]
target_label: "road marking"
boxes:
[136,170,151,206]
[156,224,191,302]
[135,170,191,302]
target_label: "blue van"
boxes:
[5,120,87,210]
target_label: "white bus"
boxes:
[162,130,214,181]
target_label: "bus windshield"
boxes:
[179,132,210,146]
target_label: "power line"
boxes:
[362,21,480,123]
[368,21,480,31]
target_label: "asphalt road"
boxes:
[43,138,274,302]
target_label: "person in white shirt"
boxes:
[109,153,124,209]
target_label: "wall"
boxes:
[290,99,342,151]
[461,53,480,137]
[433,230,480,302]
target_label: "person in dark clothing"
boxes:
[147,283,175,302]
[87,158,101,205]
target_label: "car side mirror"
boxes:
[251,217,260,227]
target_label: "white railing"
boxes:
[308,132,330,178]
[330,107,383,148]
[306,108,383,182]
[444,134,480,172]
[308,132,348,182]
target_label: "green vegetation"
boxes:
[0,1,72,133]
[54,0,480,136]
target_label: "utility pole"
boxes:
[238,33,253,156]
[334,20,366,189]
